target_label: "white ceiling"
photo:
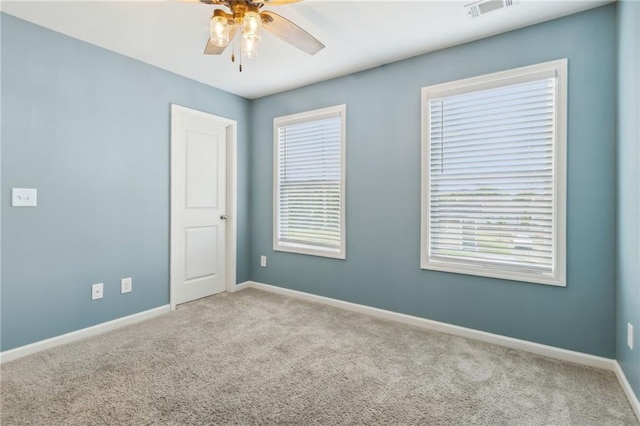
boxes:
[2,0,611,99]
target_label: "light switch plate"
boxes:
[628,323,634,350]
[12,188,37,207]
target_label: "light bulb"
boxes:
[241,35,259,58]
[242,8,262,40]
[209,10,229,47]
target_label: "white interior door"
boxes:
[171,106,228,306]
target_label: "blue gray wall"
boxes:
[616,0,640,399]
[0,14,251,351]
[250,5,618,358]
[1,5,631,367]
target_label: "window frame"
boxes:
[420,60,567,286]
[273,104,347,259]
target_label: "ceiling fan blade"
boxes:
[204,40,226,55]
[261,11,325,56]
[203,26,238,55]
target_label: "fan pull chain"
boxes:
[231,39,236,63]
[231,31,241,72]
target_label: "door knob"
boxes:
[220,215,228,220]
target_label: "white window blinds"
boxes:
[422,60,566,286]
[274,105,346,258]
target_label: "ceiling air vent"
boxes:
[466,0,519,19]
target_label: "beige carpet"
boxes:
[1,288,637,425]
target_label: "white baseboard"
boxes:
[615,361,640,420]
[234,281,252,292]
[244,281,614,370]
[3,282,637,422]
[0,305,171,364]
[245,281,640,420]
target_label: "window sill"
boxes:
[274,243,345,260]
[421,258,565,287]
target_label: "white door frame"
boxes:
[170,104,238,311]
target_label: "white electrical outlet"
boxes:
[121,277,132,294]
[628,323,634,350]
[12,188,37,207]
[91,283,104,300]
[260,256,267,267]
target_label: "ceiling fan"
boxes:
[193,0,325,71]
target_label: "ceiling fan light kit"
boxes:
[210,9,230,47]
[200,0,325,71]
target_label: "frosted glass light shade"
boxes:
[241,35,259,58]
[242,10,262,40]
[210,14,229,47]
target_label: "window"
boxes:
[274,105,346,259]
[421,60,567,286]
